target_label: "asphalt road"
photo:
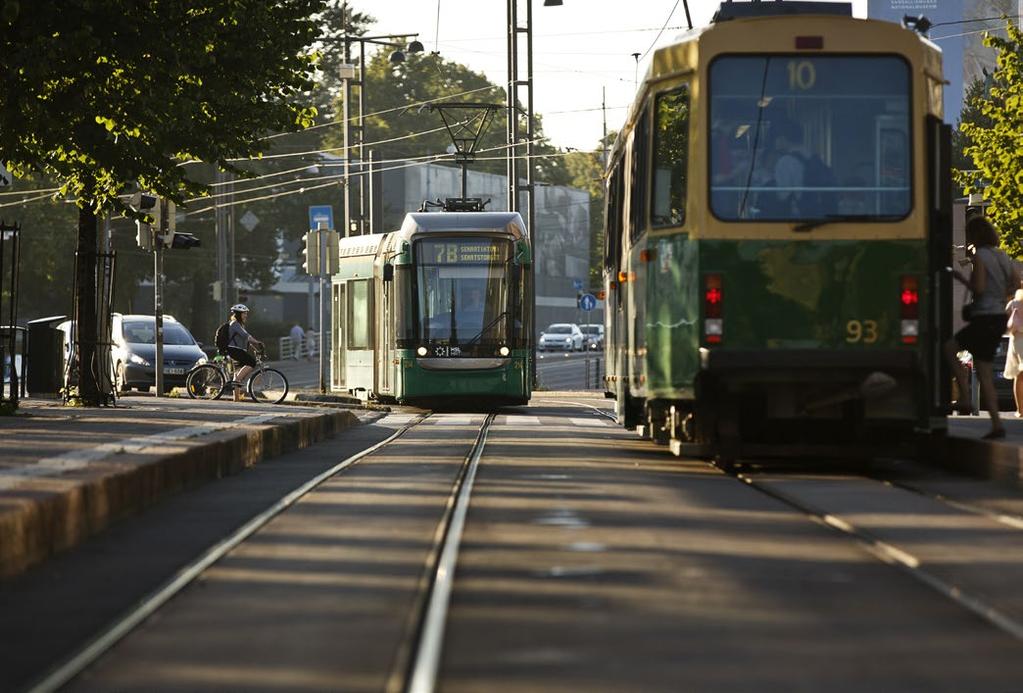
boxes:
[6,396,1023,691]
[536,351,603,392]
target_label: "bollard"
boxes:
[584,357,590,390]
[970,365,980,415]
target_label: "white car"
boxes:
[538,323,584,352]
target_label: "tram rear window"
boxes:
[708,55,911,223]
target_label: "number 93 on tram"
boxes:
[331,212,532,406]
[603,2,953,459]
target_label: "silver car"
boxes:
[538,323,584,352]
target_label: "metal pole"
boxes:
[319,226,328,393]
[215,167,228,317]
[506,0,517,213]
[154,233,164,397]
[602,86,608,166]
[358,40,367,236]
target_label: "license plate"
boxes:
[164,368,185,375]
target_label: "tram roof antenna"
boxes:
[426,102,503,212]
[712,1,851,22]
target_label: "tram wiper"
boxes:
[465,310,510,347]
[792,214,901,233]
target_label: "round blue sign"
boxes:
[578,293,597,311]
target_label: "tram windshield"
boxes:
[708,55,911,223]
[414,237,514,347]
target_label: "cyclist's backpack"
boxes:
[214,321,231,354]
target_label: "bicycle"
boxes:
[185,346,289,404]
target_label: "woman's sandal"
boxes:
[982,428,1007,440]
[951,401,973,415]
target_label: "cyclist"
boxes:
[225,304,264,400]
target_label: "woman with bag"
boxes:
[1004,288,1023,416]
[946,216,1020,438]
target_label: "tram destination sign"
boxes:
[426,239,505,265]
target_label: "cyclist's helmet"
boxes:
[230,304,250,314]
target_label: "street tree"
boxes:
[955,20,1023,255]
[0,0,324,405]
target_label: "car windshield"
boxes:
[415,237,513,345]
[123,321,195,346]
[547,325,572,334]
[709,55,911,222]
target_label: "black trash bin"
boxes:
[27,315,67,397]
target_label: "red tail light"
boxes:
[900,276,919,319]
[704,274,723,344]
[900,275,919,344]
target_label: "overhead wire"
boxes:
[639,0,682,61]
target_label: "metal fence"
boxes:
[278,331,319,361]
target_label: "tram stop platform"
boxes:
[0,395,372,579]
[935,413,1023,489]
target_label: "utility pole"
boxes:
[318,221,328,393]
[602,85,609,167]
[214,168,229,317]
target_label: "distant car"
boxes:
[580,324,604,350]
[538,323,584,352]
[111,314,207,393]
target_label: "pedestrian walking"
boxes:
[1004,288,1023,416]
[289,322,306,360]
[945,216,1021,438]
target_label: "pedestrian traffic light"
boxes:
[303,230,321,275]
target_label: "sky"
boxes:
[354,0,868,151]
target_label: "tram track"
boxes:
[578,402,1023,643]
[28,410,501,693]
[27,413,430,693]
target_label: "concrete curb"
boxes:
[921,433,1023,490]
[0,409,360,579]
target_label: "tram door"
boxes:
[332,282,346,390]
[377,276,393,396]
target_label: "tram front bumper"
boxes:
[400,356,529,401]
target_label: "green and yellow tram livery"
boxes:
[604,1,952,458]
[332,211,532,405]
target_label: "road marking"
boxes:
[0,412,285,491]
[504,415,541,426]
[432,416,476,426]
[569,417,608,427]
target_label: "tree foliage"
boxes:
[955,21,1023,255]
[0,0,325,211]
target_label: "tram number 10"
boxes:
[787,60,816,91]
[846,320,878,344]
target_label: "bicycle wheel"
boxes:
[186,364,226,400]
[248,367,289,404]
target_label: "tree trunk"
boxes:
[75,206,101,406]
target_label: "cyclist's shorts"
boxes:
[227,346,257,368]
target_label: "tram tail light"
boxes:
[704,273,723,344]
[900,275,919,344]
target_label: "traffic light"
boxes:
[131,192,159,251]
[153,200,200,250]
[325,229,339,274]
[303,230,321,275]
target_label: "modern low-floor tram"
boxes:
[331,211,533,405]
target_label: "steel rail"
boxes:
[732,469,1023,643]
[28,413,429,693]
[389,413,496,693]
[570,399,1023,641]
[871,475,1023,531]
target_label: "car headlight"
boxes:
[129,353,150,366]
[195,355,208,365]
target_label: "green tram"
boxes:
[603,1,953,458]
[331,211,532,405]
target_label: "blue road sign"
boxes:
[578,293,597,312]
[572,278,584,291]
[308,205,334,231]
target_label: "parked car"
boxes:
[538,323,584,352]
[58,314,207,394]
[111,314,207,393]
[580,324,604,350]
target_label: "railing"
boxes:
[278,331,319,361]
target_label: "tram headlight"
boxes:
[417,346,428,357]
[499,346,510,357]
